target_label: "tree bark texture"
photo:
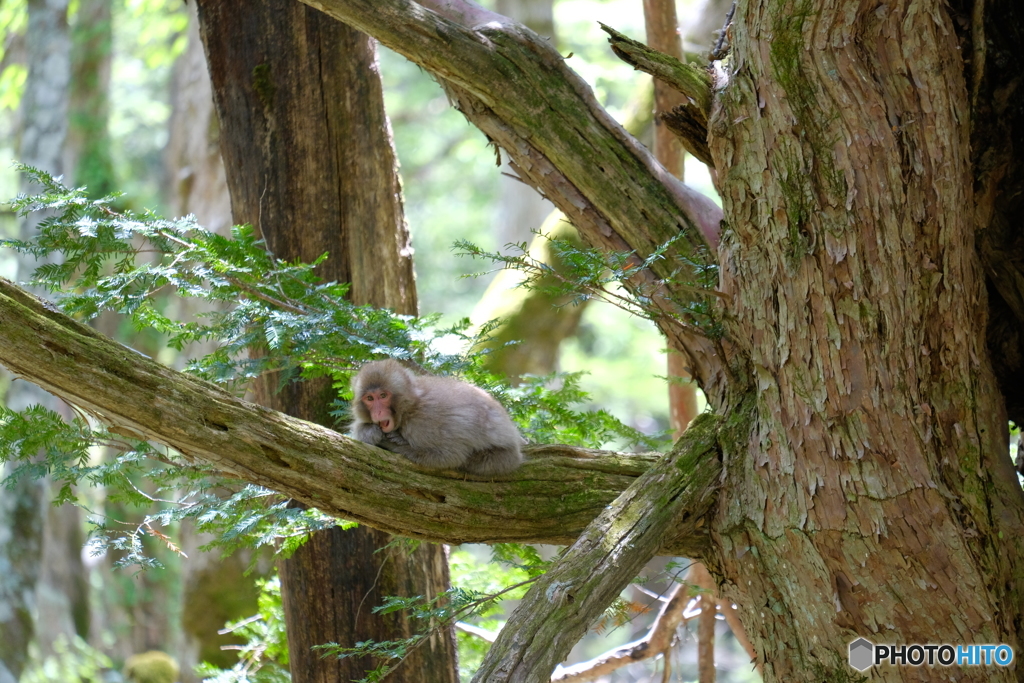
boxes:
[4,0,1024,681]
[708,1,1024,680]
[195,1,455,681]
[195,0,415,312]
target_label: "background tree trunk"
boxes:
[165,6,256,680]
[195,1,456,681]
[0,0,71,678]
[492,0,556,249]
[67,0,114,198]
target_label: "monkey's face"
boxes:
[361,389,397,432]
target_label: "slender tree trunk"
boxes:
[492,0,556,248]
[165,0,230,233]
[709,1,1024,679]
[67,0,114,197]
[195,2,456,681]
[0,465,45,683]
[33,0,115,662]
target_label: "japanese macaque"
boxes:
[350,359,524,475]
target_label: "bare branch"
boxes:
[551,582,690,683]
[601,23,712,115]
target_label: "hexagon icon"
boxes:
[849,638,874,671]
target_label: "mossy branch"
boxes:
[0,277,722,556]
[601,23,714,167]
[297,0,727,398]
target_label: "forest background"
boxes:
[0,0,748,681]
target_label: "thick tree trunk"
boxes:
[194,1,456,681]
[709,1,1024,680]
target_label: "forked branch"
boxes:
[470,414,723,682]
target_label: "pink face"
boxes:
[361,389,396,432]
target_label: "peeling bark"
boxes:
[709,0,1024,680]
[4,1,1024,680]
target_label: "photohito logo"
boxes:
[848,638,1014,671]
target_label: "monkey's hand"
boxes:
[353,422,385,446]
[383,430,410,448]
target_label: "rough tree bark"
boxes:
[280,1,1024,682]
[194,1,456,680]
[705,2,1024,680]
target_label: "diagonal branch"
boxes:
[0,277,721,556]
[470,414,722,683]
[295,0,728,400]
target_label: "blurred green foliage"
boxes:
[20,636,113,683]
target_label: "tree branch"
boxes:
[294,0,728,400]
[600,24,713,167]
[0,277,721,556]
[470,414,722,682]
[601,23,712,115]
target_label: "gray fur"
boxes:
[350,359,524,475]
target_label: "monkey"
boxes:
[350,359,525,475]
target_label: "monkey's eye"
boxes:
[379,392,388,399]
